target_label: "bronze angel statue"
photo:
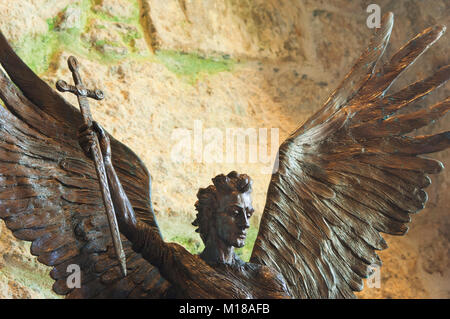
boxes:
[0,12,449,299]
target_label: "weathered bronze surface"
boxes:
[0,12,449,298]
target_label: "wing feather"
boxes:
[251,13,449,298]
[0,31,169,298]
[296,12,394,135]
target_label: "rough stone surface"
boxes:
[0,0,448,298]
[0,0,75,42]
[142,0,308,59]
[93,0,136,21]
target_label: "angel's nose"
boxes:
[238,213,250,229]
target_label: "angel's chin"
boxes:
[234,239,246,248]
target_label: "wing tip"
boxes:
[378,11,394,40]
[383,11,394,23]
[434,24,446,36]
[381,12,394,32]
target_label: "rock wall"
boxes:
[0,0,448,298]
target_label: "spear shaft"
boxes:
[57,56,127,277]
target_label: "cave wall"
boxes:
[0,0,448,298]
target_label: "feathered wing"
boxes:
[0,31,171,298]
[250,13,450,299]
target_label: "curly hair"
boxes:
[192,171,252,244]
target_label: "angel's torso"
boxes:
[159,244,291,299]
[205,258,291,299]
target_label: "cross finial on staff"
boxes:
[56,56,104,124]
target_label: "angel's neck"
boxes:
[200,237,236,265]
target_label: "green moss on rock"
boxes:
[12,0,148,73]
[0,250,60,299]
[12,0,235,85]
[155,50,236,84]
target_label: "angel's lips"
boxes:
[236,233,247,240]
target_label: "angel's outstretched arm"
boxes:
[78,123,240,298]
[78,122,169,270]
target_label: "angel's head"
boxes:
[193,171,254,249]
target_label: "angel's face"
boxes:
[215,191,254,248]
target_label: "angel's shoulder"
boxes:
[244,262,286,285]
[241,262,290,298]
